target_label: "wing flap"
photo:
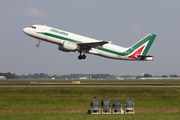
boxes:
[77,41,108,48]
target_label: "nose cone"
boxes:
[23,27,31,35]
[23,27,28,34]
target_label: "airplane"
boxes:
[23,25,156,61]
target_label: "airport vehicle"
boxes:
[23,25,156,60]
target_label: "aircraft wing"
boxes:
[77,41,109,49]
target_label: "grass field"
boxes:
[0,80,180,120]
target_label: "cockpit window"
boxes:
[30,26,36,29]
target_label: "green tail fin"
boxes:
[130,34,156,55]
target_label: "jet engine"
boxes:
[58,41,78,52]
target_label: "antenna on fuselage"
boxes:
[108,41,112,44]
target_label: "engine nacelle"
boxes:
[58,41,77,52]
[58,44,70,52]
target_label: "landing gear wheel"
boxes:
[78,55,82,60]
[82,54,86,59]
[78,52,86,60]
[36,44,40,47]
[36,39,41,47]
[78,54,86,60]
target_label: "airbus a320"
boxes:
[23,25,156,61]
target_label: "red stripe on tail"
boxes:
[128,45,145,59]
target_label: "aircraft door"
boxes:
[40,25,47,40]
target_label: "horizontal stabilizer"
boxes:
[136,55,154,61]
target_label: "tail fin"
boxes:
[127,34,156,60]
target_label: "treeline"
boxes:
[16,73,115,79]
[0,72,16,79]
[1,72,179,79]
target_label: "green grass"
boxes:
[0,80,180,119]
[0,113,180,120]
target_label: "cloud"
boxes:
[23,6,46,17]
[1,6,55,18]
[132,27,141,37]
[132,27,140,32]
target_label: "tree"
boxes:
[0,73,4,76]
[143,74,153,77]
[4,72,16,79]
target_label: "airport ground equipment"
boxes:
[124,98,135,114]
[91,98,101,114]
[72,81,80,84]
[101,98,111,114]
[112,99,124,114]
[31,81,37,84]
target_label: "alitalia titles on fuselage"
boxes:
[50,29,68,36]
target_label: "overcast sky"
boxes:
[0,0,180,76]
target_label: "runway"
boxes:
[0,83,180,86]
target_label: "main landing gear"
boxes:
[36,39,41,47]
[78,52,86,60]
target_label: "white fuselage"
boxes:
[23,25,155,61]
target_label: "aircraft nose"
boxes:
[23,27,29,34]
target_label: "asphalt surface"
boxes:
[0,83,180,86]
